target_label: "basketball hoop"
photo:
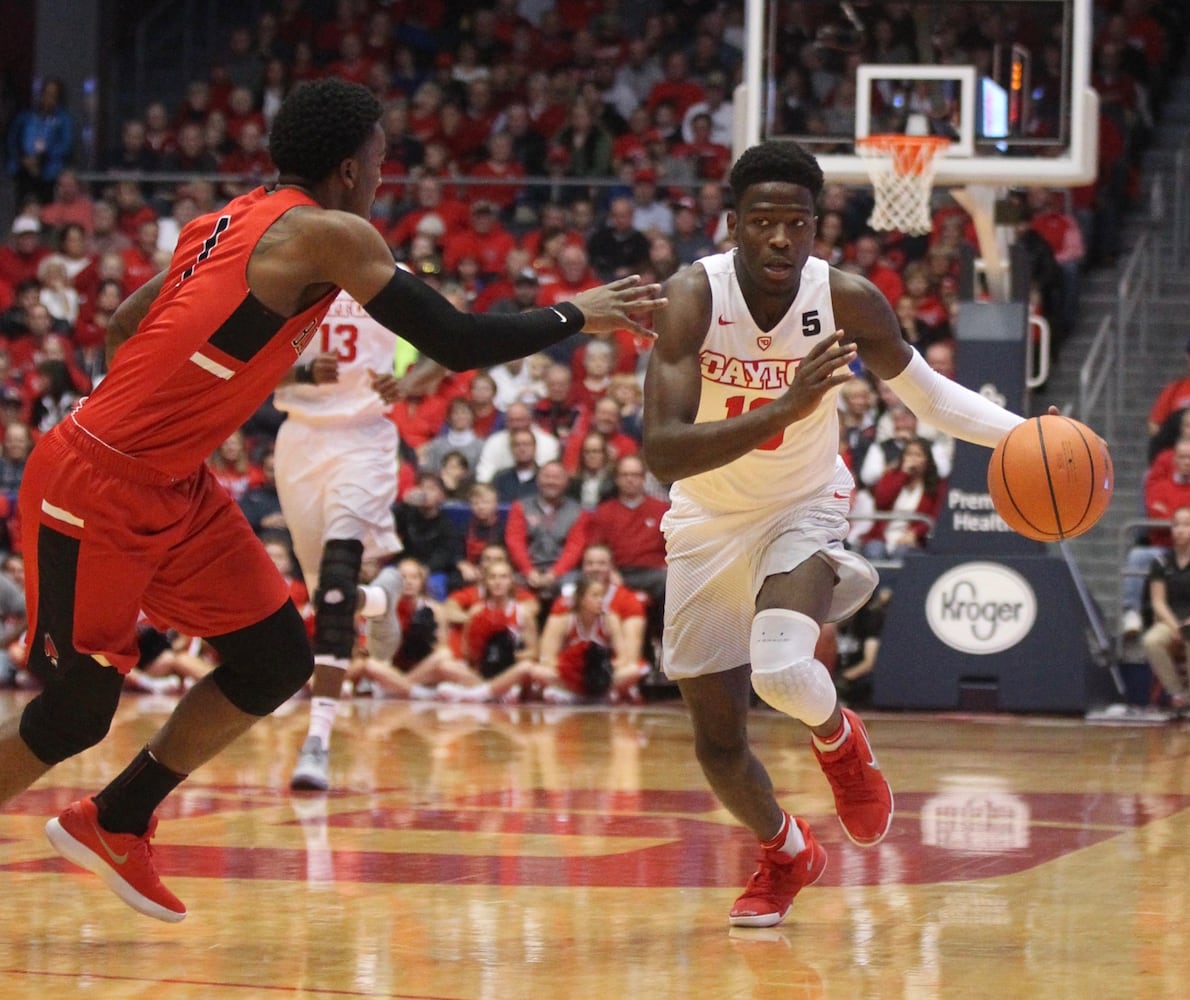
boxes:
[855,134,951,236]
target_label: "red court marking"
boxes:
[5,791,1186,889]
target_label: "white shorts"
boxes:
[274,417,401,589]
[661,468,878,680]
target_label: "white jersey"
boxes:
[274,290,396,427]
[671,251,848,514]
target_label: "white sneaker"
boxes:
[1121,609,1143,639]
[290,736,330,791]
[542,685,580,705]
[436,682,492,703]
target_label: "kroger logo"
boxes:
[925,562,1037,654]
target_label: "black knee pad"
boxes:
[207,600,314,716]
[19,653,124,765]
[313,538,363,660]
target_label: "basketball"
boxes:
[987,415,1114,542]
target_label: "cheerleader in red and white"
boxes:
[436,558,543,702]
[355,557,482,698]
[538,574,644,703]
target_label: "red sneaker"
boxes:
[814,708,894,846]
[729,817,827,927]
[45,797,186,923]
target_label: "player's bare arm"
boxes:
[643,265,856,483]
[827,268,915,379]
[105,270,168,365]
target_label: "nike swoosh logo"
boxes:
[549,307,568,324]
[833,491,848,499]
[717,315,732,325]
[92,820,129,865]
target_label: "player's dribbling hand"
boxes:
[571,275,667,337]
[782,330,856,421]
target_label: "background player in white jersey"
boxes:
[642,141,1025,928]
[274,289,404,791]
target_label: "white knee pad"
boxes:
[750,609,837,727]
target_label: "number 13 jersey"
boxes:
[274,290,397,428]
[671,251,847,514]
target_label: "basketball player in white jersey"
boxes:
[274,289,404,791]
[642,141,1026,927]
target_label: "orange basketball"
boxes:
[987,415,1114,542]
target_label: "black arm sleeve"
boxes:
[363,267,586,371]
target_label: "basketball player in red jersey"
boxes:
[643,141,1027,928]
[0,78,663,923]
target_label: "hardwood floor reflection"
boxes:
[1,691,1188,999]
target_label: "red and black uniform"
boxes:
[554,612,612,696]
[21,187,335,673]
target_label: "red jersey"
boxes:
[554,612,612,694]
[464,597,528,668]
[550,582,644,619]
[76,187,335,479]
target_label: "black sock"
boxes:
[93,747,188,835]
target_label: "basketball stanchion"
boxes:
[855,134,951,236]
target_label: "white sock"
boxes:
[306,697,338,746]
[359,584,389,618]
[779,817,807,856]
[763,811,807,856]
[812,713,852,753]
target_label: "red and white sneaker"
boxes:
[45,797,186,923]
[813,708,894,846]
[729,817,827,927]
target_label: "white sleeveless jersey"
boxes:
[274,290,397,426]
[671,251,849,514]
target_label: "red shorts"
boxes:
[20,419,289,673]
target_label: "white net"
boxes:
[856,135,951,235]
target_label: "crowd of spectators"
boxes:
[0,0,1186,702]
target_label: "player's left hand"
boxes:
[369,368,402,403]
[571,275,667,338]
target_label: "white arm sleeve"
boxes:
[884,350,1025,449]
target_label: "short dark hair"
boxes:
[729,140,824,205]
[269,78,382,184]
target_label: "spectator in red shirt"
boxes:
[1147,338,1190,438]
[385,175,469,256]
[0,217,49,294]
[671,112,731,182]
[39,169,95,236]
[442,201,518,279]
[389,384,450,452]
[218,121,273,199]
[588,453,668,607]
[112,180,158,241]
[466,132,527,216]
[850,231,904,309]
[646,50,706,119]
[121,219,163,293]
[563,395,639,473]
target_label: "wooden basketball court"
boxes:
[1,689,1187,999]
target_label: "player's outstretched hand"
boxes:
[783,330,856,422]
[571,275,667,337]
